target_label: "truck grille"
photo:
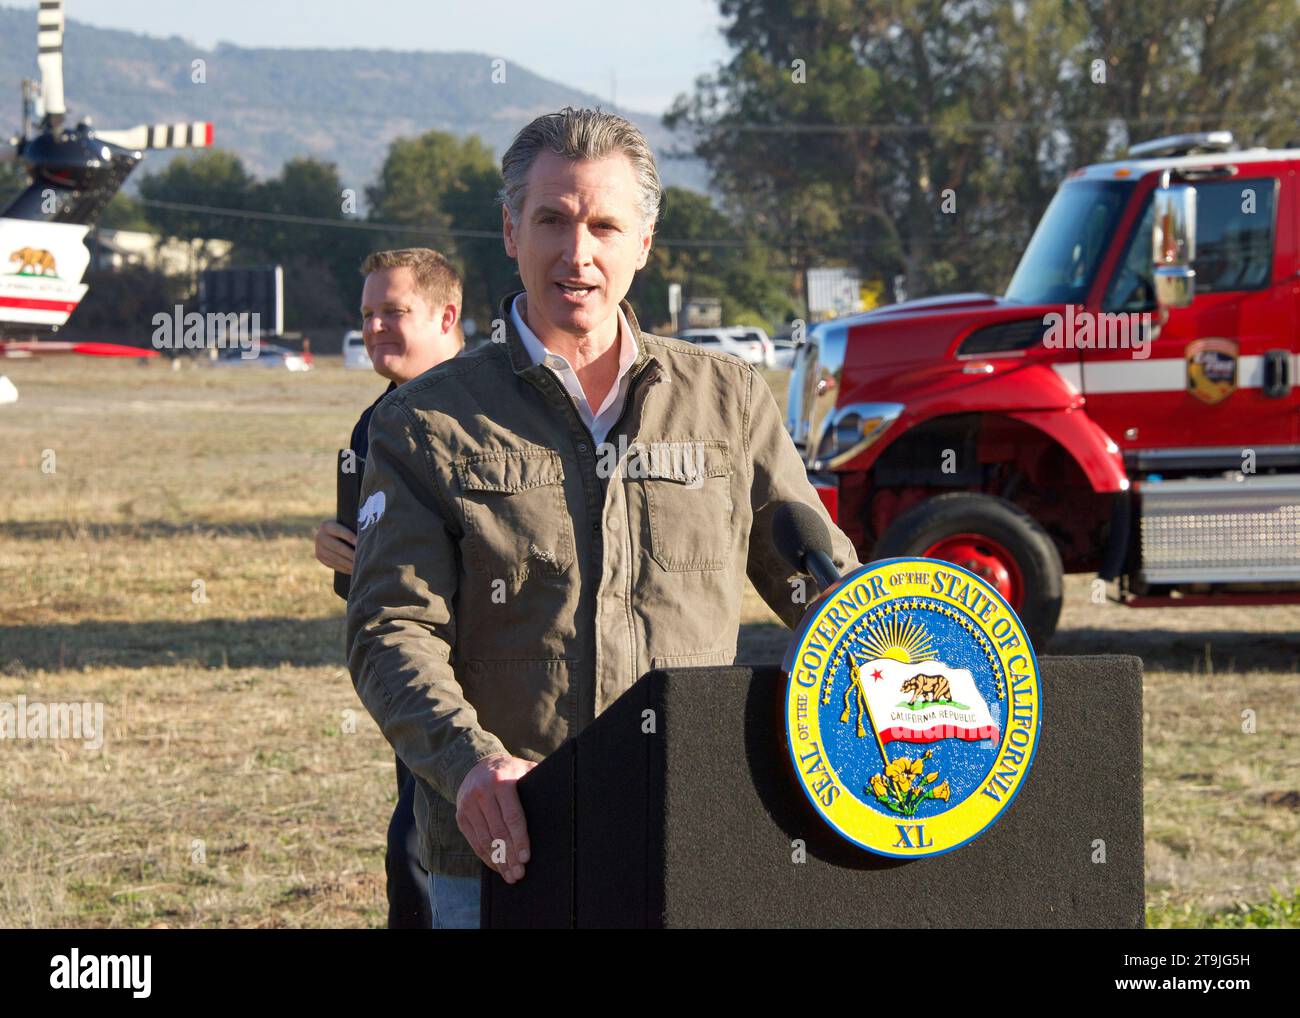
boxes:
[1139,475,1300,583]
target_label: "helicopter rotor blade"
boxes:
[37,0,66,119]
[95,122,214,151]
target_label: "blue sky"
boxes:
[17,0,733,115]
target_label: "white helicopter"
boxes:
[0,0,214,367]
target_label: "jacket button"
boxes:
[577,443,589,454]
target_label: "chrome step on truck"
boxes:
[1137,474,1300,585]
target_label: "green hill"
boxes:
[0,4,707,198]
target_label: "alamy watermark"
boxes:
[151,305,262,359]
[1042,306,1153,360]
[0,696,104,750]
[594,435,707,488]
[50,950,150,997]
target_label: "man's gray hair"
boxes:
[498,106,662,236]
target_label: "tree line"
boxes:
[4,0,1296,338]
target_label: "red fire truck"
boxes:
[787,131,1300,644]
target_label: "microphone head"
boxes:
[772,501,833,574]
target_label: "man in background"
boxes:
[314,247,464,928]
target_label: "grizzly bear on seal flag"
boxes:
[900,673,954,705]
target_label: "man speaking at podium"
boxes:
[347,106,858,928]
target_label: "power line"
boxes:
[689,111,1292,134]
[133,196,754,247]
[0,191,1037,253]
[129,197,773,249]
[129,197,1034,248]
[136,196,500,238]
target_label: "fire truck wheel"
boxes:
[870,492,1063,646]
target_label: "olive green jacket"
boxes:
[346,290,859,876]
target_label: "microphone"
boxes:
[772,502,842,593]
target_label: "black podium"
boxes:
[481,655,1144,928]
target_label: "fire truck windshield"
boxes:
[1004,179,1134,305]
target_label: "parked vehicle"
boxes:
[771,336,798,370]
[786,131,1300,645]
[676,327,764,365]
[727,326,776,368]
[343,330,370,369]
[216,342,311,371]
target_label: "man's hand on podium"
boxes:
[456,753,537,883]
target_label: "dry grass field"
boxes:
[1,355,1296,928]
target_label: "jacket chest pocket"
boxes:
[636,440,733,572]
[455,449,575,579]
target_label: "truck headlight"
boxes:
[810,402,904,470]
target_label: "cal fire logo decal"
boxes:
[1186,337,1237,405]
[783,558,1041,857]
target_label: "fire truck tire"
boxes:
[870,492,1063,646]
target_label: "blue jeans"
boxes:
[427,871,481,929]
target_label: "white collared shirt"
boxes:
[511,293,639,445]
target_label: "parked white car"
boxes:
[215,343,312,371]
[770,337,798,370]
[726,326,776,368]
[343,330,370,369]
[676,328,766,366]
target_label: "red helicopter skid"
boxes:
[73,342,158,358]
[0,341,158,358]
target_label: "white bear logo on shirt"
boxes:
[358,491,386,531]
